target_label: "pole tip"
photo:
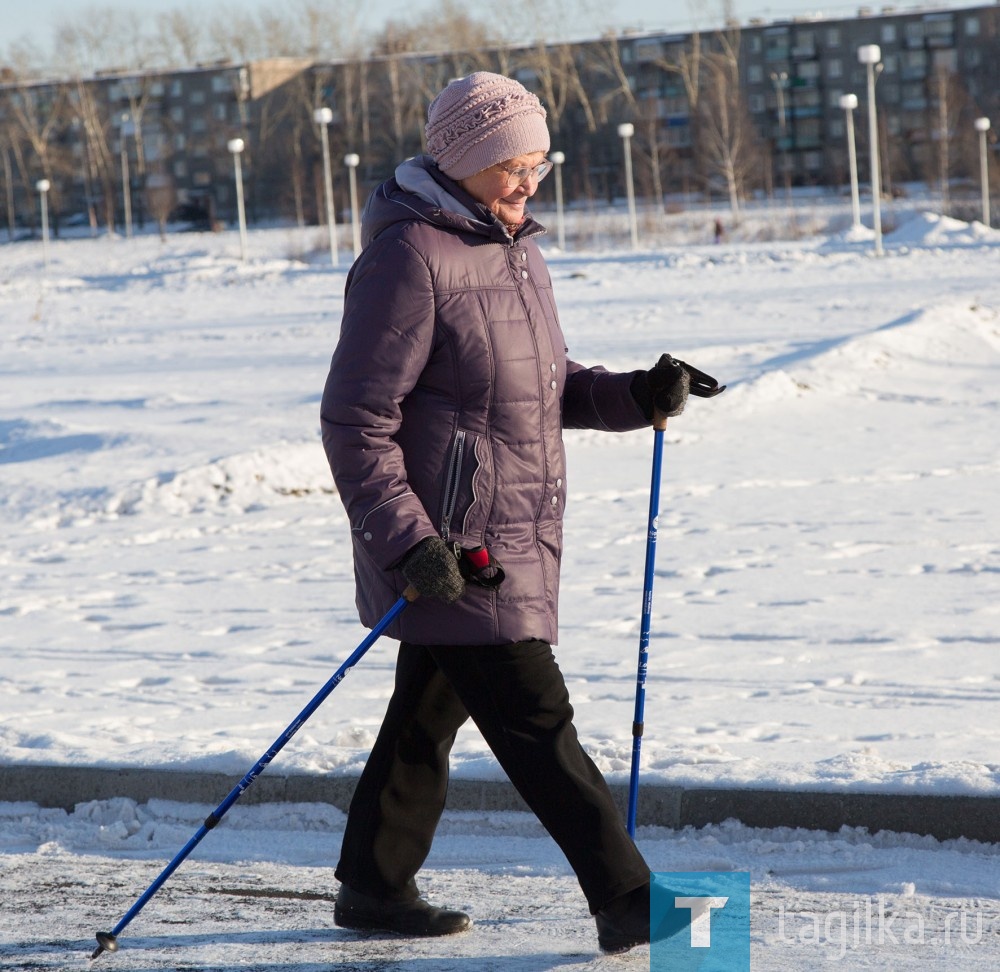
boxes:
[91,932,119,959]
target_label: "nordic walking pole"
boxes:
[626,411,666,838]
[91,586,419,960]
[625,360,725,837]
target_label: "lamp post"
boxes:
[858,44,884,256]
[313,107,338,266]
[343,153,361,259]
[770,71,791,205]
[839,93,861,229]
[36,178,50,267]
[549,150,566,250]
[974,117,991,227]
[617,122,638,249]
[227,137,248,262]
[120,114,133,239]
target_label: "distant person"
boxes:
[321,71,720,954]
[714,217,724,244]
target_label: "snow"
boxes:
[2,206,999,968]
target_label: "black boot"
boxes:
[334,884,472,937]
[595,880,650,954]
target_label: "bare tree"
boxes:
[698,25,761,218]
[153,7,215,68]
[53,5,156,75]
[145,172,176,239]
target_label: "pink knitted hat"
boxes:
[425,72,550,180]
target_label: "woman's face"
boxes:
[458,151,549,230]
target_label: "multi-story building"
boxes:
[1,3,997,236]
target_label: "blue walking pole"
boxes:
[91,586,418,960]
[624,358,725,836]
[626,412,667,838]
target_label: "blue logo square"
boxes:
[650,871,750,971]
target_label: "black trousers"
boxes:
[335,639,650,914]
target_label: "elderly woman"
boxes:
[320,72,699,954]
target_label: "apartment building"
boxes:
[1,3,997,235]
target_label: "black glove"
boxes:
[630,353,690,420]
[631,354,727,421]
[400,537,466,603]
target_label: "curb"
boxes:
[2,765,998,845]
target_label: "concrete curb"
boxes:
[2,765,998,844]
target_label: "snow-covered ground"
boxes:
[2,209,999,968]
[3,799,1000,969]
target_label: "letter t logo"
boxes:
[674,896,730,947]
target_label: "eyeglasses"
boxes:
[498,160,554,188]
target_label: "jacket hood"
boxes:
[360,155,544,249]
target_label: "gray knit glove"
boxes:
[400,537,466,603]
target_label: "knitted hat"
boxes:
[425,72,550,181]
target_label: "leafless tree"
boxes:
[697,25,761,218]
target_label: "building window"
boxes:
[826,27,840,48]
[827,58,843,79]
[748,64,764,84]
[881,24,897,44]
[904,21,924,46]
[965,16,980,37]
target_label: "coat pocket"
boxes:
[439,429,483,542]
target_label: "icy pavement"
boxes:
[2,799,999,970]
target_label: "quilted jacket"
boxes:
[320,157,650,645]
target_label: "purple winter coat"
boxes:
[320,157,650,646]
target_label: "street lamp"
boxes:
[36,178,50,267]
[313,107,338,266]
[839,93,861,229]
[770,71,791,205]
[343,153,361,259]
[617,122,638,249]
[858,44,884,256]
[974,117,991,227]
[549,150,566,250]
[120,114,134,239]
[227,137,248,262]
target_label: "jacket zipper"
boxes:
[440,429,466,541]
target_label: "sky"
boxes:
[0,0,986,60]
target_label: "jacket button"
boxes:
[363,531,373,541]
[520,269,528,279]
[550,495,559,505]
[556,478,563,487]
[550,379,557,390]
[550,362,556,372]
